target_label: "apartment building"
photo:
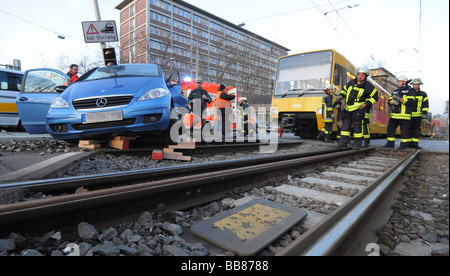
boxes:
[115,0,290,95]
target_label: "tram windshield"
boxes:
[274,50,333,97]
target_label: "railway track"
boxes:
[0,146,420,256]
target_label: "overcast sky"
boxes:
[0,0,448,114]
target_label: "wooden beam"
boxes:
[107,139,130,150]
[168,141,196,150]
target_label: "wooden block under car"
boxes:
[168,141,196,150]
[79,140,101,149]
[163,148,191,161]
[107,140,129,150]
[114,136,136,141]
[79,140,101,146]
[152,150,164,160]
[107,136,136,150]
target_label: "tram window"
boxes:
[379,96,385,113]
[375,95,381,111]
[334,64,344,88]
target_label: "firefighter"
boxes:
[336,66,378,150]
[215,84,235,140]
[188,79,212,136]
[362,91,379,147]
[317,85,336,143]
[238,97,254,137]
[383,75,415,150]
[409,78,429,149]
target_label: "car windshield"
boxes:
[84,64,161,81]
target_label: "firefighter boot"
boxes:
[352,139,362,151]
[317,131,325,141]
[337,142,347,150]
[410,142,422,149]
[398,143,409,150]
[363,139,370,148]
[383,141,395,149]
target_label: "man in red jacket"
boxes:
[67,64,79,83]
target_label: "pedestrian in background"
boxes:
[67,64,79,83]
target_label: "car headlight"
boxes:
[138,88,170,101]
[51,97,70,108]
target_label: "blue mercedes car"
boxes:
[16,64,189,142]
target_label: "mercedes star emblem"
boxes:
[96,97,108,108]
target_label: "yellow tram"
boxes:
[270,49,396,139]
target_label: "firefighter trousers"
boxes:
[386,118,411,148]
[410,117,422,144]
[339,109,365,146]
[362,118,371,146]
[320,122,333,139]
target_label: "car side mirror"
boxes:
[55,85,68,93]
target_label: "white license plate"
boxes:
[82,110,123,124]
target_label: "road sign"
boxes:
[82,21,118,43]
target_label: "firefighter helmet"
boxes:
[396,75,409,82]
[324,85,335,93]
[412,78,423,85]
[357,66,370,76]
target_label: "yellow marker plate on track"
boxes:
[191,198,308,256]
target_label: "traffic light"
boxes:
[103,48,117,66]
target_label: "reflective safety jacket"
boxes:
[67,71,78,83]
[388,85,415,120]
[340,79,378,112]
[411,90,429,118]
[322,94,334,123]
[215,91,234,109]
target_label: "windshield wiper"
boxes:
[281,88,323,98]
[281,89,303,98]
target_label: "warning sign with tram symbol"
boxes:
[82,21,118,43]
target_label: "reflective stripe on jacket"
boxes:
[215,91,232,109]
[340,80,378,112]
[411,90,429,117]
[388,86,415,120]
[322,94,334,123]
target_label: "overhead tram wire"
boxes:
[0,8,81,41]
[239,0,354,23]
[326,0,378,65]
[310,0,364,64]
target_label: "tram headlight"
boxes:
[270,107,279,118]
[317,108,323,115]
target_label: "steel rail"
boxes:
[0,147,345,195]
[278,149,420,256]
[0,147,374,236]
